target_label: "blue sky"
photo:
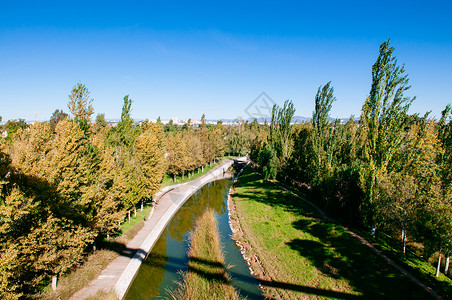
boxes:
[1,1,451,121]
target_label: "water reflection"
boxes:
[125,179,262,299]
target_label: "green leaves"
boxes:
[360,40,414,228]
[67,82,94,122]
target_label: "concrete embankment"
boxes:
[114,160,234,299]
[71,159,237,300]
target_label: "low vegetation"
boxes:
[176,209,240,300]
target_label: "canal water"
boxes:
[125,178,262,299]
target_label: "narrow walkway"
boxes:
[71,159,238,300]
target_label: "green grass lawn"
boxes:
[232,166,433,299]
[116,205,153,238]
[161,162,221,187]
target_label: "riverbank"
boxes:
[176,209,240,300]
[230,166,431,299]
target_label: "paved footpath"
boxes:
[71,159,237,300]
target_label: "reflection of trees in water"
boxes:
[167,179,231,242]
[125,234,168,300]
[125,179,231,299]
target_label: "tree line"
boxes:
[249,40,452,278]
[0,85,228,298]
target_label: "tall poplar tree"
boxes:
[311,82,342,182]
[360,40,414,234]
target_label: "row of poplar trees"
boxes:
[249,40,452,278]
[0,85,226,298]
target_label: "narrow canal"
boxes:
[125,178,262,299]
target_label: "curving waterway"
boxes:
[125,178,262,299]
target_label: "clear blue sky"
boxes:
[1,1,451,121]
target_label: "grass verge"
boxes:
[232,166,433,299]
[176,209,240,300]
[161,162,221,187]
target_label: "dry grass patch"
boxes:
[176,209,240,300]
[39,249,119,300]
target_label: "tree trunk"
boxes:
[141,201,143,211]
[401,228,406,256]
[173,174,176,182]
[202,165,204,172]
[371,224,376,237]
[134,207,136,217]
[52,276,58,291]
[445,256,450,275]
[182,172,184,180]
[436,251,442,277]
[128,211,131,223]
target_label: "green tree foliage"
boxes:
[438,105,452,191]
[360,40,414,231]
[251,100,295,180]
[67,82,94,126]
[0,121,96,297]
[311,82,343,182]
[270,99,295,162]
[0,84,177,297]
[49,109,68,133]
[94,113,108,132]
[136,129,166,198]
[117,95,135,147]
[166,132,186,181]
[2,119,28,140]
[248,40,452,278]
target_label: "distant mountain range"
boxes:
[214,116,359,124]
[4,116,359,125]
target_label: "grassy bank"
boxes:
[232,166,433,299]
[176,209,240,300]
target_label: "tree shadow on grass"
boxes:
[179,256,362,299]
[234,169,431,299]
[288,219,431,299]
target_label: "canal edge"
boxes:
[114,159,240,299]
